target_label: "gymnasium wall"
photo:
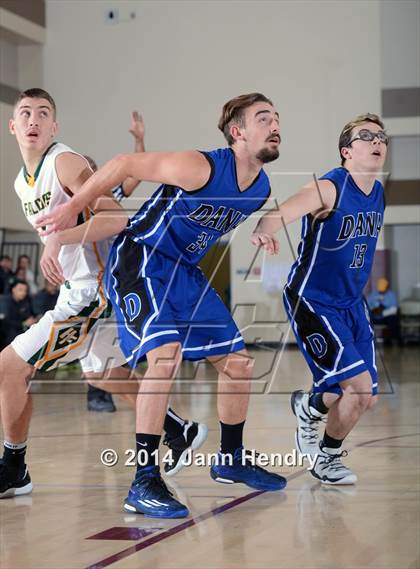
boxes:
[4,1,418,339]
[380,0,420,216]
[0,1,45,233]
[0,101,26,230]
[385,224,420,300]
[381,0,419,90]
[41,0,382,341]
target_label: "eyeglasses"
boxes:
[348,129,389,146]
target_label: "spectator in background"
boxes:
[367,277,401,346]
[2,280,36,346]
[16,254,38,293]
[0,255,13,294]
[32,280,59,316]
[14,267,27,282]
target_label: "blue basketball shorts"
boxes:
[105,236,245,367]
[283,287,378,395]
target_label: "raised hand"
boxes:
[129,111,145,142]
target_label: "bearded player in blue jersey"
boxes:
[252,113,388,485]
[36,93,287,518]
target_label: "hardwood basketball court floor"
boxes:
[0,345,419,569]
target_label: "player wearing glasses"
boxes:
[251,113,388,485]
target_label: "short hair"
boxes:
[218,93,273,146]
[10,279,29,291]
[338,113,384,166]
[0,255,12,262]
[14,88,57,119]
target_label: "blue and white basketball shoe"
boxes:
[210,447,287,491]
[124,466,189,518]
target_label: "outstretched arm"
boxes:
[251,179,336,254]
[36,150,210,234]
[40,152,128,284]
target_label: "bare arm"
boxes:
[121,111,145,198]
[57,203,127,245]
[40,153,128,284]
[55,152,128,238]
[251,179,336,254]
[36,150,210,233]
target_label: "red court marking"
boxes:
[85,489,267,569]
[190,495,236,498]
[87,527,163,541]
[354,433,419,447]
[84,433,420,568]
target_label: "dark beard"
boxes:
[256,147,279,163]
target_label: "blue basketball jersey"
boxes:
[287,167,385,308]
[125,148,271,264]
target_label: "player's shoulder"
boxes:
[53,144,90,188]
[52,142,82,159]
[14,164,25,182]
[54,144,87,170]
[44,141,74,158]
[374,177,386,209]
[199,147,233,167]
[319,166,346,182]
[40,142,84,174]
[374,176,385,191]
[201,146,231,158]
[192,147,232,187]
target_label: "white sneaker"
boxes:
[310,445,357,485]
[291,390,325,458]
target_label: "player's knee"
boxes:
[0,346,32,387]
[342,372,372,410]
[224,354,254,381]
[152,358,182,379]
[353,391,372,413]
[147,342,183,378]
[367,394,378,409]
[342,384,371,412]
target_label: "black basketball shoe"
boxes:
[0,459,33,498]
[163,421,208,476]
